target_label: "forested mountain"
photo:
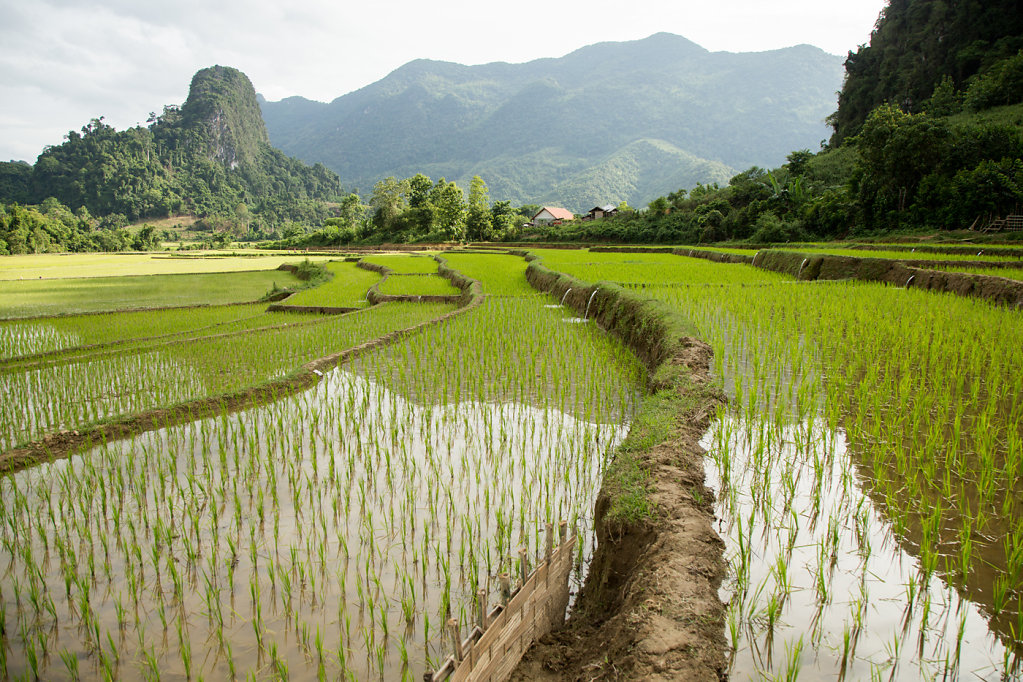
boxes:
[260,33,843,212]
[832,0,1023,142]
[546,1,1023,245]
[0,65,344,252]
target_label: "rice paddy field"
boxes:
[1,247,1020,680]
[279,262,380,309]
[935,266,1023,282]
[0,250,648,680]
[377,275,460,297]
[0,269,314,319]
[0,252,335,281]
[538,248,1023,680]
[769,247,1023,262]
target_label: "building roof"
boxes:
[533,206,575,220]
[588,205,618,213]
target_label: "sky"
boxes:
[0,0,888,163]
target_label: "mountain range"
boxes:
[260,33,844,211]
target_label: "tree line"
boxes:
[264,174,538,247]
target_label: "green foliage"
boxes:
[464,175,493,241]
[924,76,964,116]
[0,198,161,254]
[292,259,330,285]
[964,51,1023,112]
[832,0,1023,142]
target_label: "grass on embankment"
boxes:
[522,253,709,526]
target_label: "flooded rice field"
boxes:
[0,370,630,680]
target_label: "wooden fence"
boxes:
[427,522,575,682]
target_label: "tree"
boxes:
[490,200,518,237]
[785,150,813,177]
[406,173,433,208]
[369,176,407,232]
[647,196,670,215]
[464,175,493,241]
[429,179,465,239]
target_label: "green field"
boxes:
[0,269,307,318]
[0,252,335,280]
[776,246,1023,262]
[378,273,461,296]
[280,261,380,308]
[0,247,1020,680]
[441,252,539,296]
[524,248,1022,679]
[360,253,440,274]
[934,265,1023,281]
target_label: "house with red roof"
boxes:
[530,206,575,226]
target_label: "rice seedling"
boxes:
[378,274,461,297]
[0,301,454,450]
[360,254,440,274]
[624,255,1023,679]
[0,278,643,678]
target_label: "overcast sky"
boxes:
[0,0,887,163]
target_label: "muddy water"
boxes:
[704,416,1015,680]
[0,369,628,680]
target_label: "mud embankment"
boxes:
[511,257,727,681]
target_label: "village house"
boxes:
[530,206,575,226]
[585,204,619,220]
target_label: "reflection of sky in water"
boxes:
[0,348,199,450]
[0,321,80,358]
[703,417,1010,681]
[0,368,628,681]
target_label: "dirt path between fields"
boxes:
[512,255,728,681]
[511,338,727,681]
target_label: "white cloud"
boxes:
[0,0,885,161]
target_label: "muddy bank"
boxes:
[512,259,727,681]
[0,271,484,476]
[265,304,361,315]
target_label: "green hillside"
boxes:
[261,33,843,211]
[832,0,1023,142]
[0,66,345,252]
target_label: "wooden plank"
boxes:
[429,535,577,682]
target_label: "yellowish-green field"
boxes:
[0,269,305,318]
[0,251,334,280]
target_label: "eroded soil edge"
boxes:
[514,257,728,681]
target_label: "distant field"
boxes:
[360,254,440,274]
[531,248,788,286]
[378,274,460,296]
[441,252,537,296]
[282,261,380,308]
[781,247,1023,262]
[0,252,334,280]
[935,265,1023,281]
[0,269,302,318]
